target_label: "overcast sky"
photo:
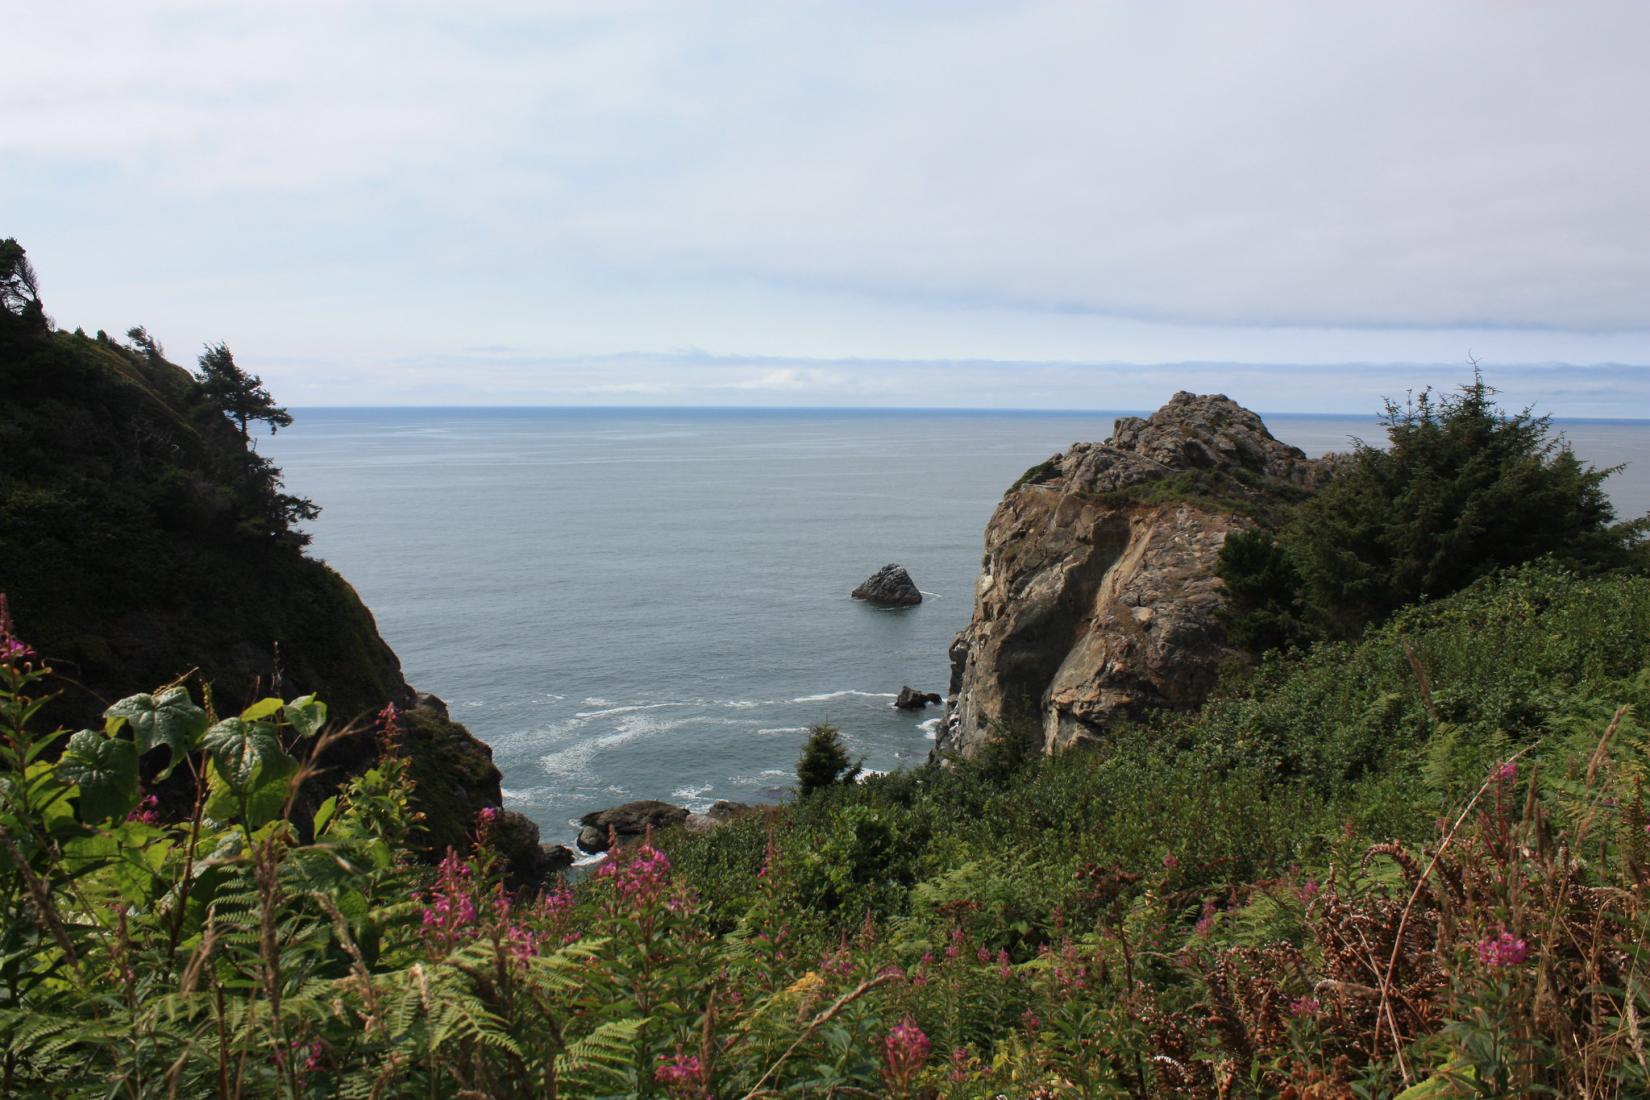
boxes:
[6,1,1649,414]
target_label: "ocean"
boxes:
[264,408,1650,850]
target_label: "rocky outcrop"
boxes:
[894,686,943,710]
[576,800,691,853]
[853,564,923,605]
[939,393,1322,758]
[0,293,508,872]
[684,799,762,834]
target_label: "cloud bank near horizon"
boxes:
[278,350,1650,419]
[6,2,1648,413]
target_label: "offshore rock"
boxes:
[894,686,943,710]
[852,564,923,605]
[940,393,1323,758]
[576,800,690,853]
[684,801,762,834]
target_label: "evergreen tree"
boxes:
[796,723,861,797]
[195,342,294,440]
[0,238,48,336]
[1223,373,1647,650]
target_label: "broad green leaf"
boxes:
[239,697,284,722]
[104,687,207,779]
[58,730,140,823]
[204,748,297,826]
[22,761,78,834]
[283,694,327,738]
[201,717,283,792]
[240,752,298,828]
[312,795,338,835]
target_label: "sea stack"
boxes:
[852,564,923,605]
[942,393,1326,758]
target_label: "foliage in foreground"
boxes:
[3,565,1650,1096]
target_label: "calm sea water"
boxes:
[265,408,1650,849]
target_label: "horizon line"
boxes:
[281,404,1650,424]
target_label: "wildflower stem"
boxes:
[737,973,896,1100]
[1373,744,1532,1079]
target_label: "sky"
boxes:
[6,1,1650,414]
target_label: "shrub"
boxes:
[1222,374,1648,650]
[795,722,860,797]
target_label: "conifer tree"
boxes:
[195,342,294,439]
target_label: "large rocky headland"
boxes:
[941,391,1325,757]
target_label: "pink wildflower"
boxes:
[1021,1008,1041,1032]
[126,795,161,826]
[596,841,672,906]
[654,1050,706,1099]
[420,850,478,952]
[1298,877,1320,903]
[882,1017,931,1093]
[1290,995,1320,1017]
[822,948,854,978]
[1162,853,1180,870]
[996,948,1013,980]
[375,702,402,755]
[0,596,35,664]
[1195,899,1217,938]
[1493,760,1518,784]
[1477,930,1528,967]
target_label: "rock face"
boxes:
[852,564,923,605]
[894,686,943,710]
[576,800,691,853]
[939,393,1323,758]
[0,314,509,873]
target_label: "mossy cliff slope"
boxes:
[0,281,504,854]
[942,392,1323,756]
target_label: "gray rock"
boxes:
[412,692,449,717]
[708,800,758,821]
[942,393,1326,758]
[852,564,922,605]
[575,799,690,853]
[894,686,943,710]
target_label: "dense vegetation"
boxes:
[0,239,401,728]
[0,239,511,862]
[4,563,1648,1097]
[1219,376,1648,653]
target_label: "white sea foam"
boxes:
[755,726,808,736]
[790,689,899,704]
[538,713,691,779]
[574,701,692,720]
[580,697,610,707]
[572,850,609,868]
[918,718,941,740]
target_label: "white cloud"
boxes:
[5,1,1648,405]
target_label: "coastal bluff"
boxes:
[0,302,544,872]
[939,392,1324,758]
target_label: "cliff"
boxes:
[940,392,1323,757]
[0,277,514,858]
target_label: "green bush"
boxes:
[1221,375,1648,651]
